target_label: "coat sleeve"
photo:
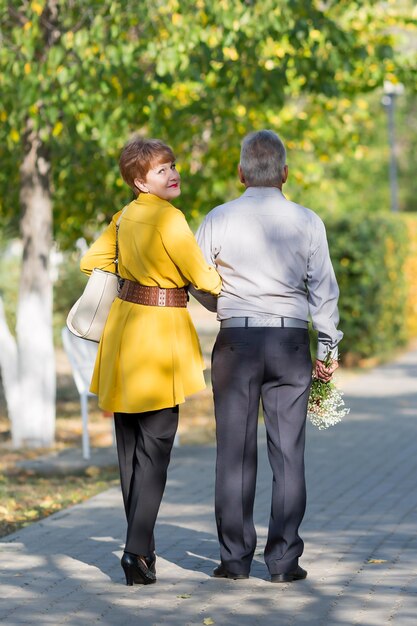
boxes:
[160,209,221,295]
[79,211,123,276]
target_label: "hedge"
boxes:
[325,212,417,366]
[403,215,417,340]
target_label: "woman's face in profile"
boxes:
[138,161,181,201]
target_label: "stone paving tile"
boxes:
[1,348,417,625]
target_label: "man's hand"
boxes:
[314,358,339,382]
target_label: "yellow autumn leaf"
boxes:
[65,31,74,48]
[85,465,100,477]
[223,47,238,61]
[357,99,368,110]
[111,76,122,96]
[31,1,43,15]
[310,29,321,41]
[24,21,32,31]
[0,111,7,122]
[39,497,55,509]
[385,73,399,84]
[203,619,215,626]
[368,559,387,564]
[9,129,20,143]
[52,121,64,137]
[24,63,31,75]
[207,33,219,47]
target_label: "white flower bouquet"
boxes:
[307,354,350,430]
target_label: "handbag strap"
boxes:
[114,207,128,276]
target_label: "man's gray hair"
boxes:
[240,130,286,187]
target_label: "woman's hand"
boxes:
[314,358,339,382]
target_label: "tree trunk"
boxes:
[0,0,63,447]
[0,298,20,445]
[11,120,56,447]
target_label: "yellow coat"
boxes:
[80,194,221,413]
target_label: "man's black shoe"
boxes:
[212,563,249,580]
[270,565,307,583]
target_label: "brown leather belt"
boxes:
[118,279,188,308]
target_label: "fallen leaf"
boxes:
[203,619,215,625]
[367,559,387,564]
[177,594,192,599]
[39,497,54,509]
[85,466,100,478]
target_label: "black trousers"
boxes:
[212,327,312,576]
[114,407,179,557]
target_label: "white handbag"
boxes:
[66,211,124,342]
[66,269,120,342]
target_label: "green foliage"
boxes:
[292,92,417,217]
[327,212,410,363]
[0,0,415,247]
[0,1,416,365]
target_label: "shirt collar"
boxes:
[242,186,285,199]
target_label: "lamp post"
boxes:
[381,80,404,213]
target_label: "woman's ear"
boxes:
[134,178,149,193]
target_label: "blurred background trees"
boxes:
[0,0,416,447]
[1,0,415,242]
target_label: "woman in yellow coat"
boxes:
[80,136,221,586]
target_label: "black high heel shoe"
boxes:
[121,552,157,586]
[145,552,156,574]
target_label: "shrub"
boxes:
[326,212,411,365]
[402,214,417,340]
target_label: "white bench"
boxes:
[61,327,100,460]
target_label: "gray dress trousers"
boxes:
[212,326,312,576]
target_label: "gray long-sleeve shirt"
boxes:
[191,186,343,359]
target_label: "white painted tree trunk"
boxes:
[0,121,56,448]
[0,299,20,445]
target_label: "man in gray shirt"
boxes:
[192,130,342,583]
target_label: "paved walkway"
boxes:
[1,347,417,625]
